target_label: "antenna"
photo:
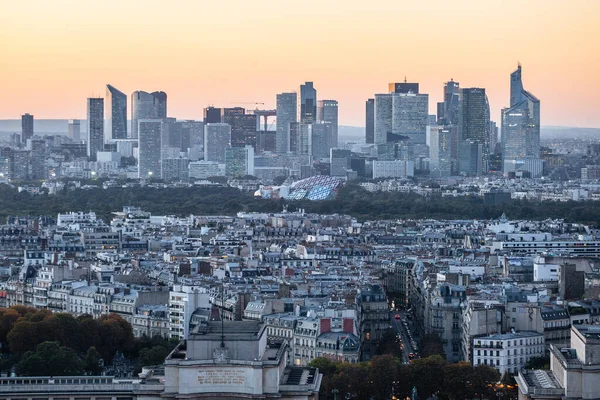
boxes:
[404,76,407,83]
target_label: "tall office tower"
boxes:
[311,122,333,160]
[221,107,257,148]
[87,98,104,161]
[225,145,255,178]
[21,114,34,145]
[429,127,454,177]
[203,106,222,124]
[489,121,498,154]
[374,94,393,144]
[138,119,163,179]
[152,91,167,118]
[10,149,30,180]
[297,82,317,124]
[501,64,540,164]
[161,158,189,181]
[276,92,297,153]
[204,123,231,163]
[365,99,375,144]
[437,79,460,125]
[288,122,300,154]
[388,81,419,94]
[298,124,312,155]
[131,90,167,139]
[458,88,490,175]
[29,139,46,179]
[391,92,429,144]
[68,119,81,141]
[316,100,338,147]
[106,84,127,141]
[180,120,204,160]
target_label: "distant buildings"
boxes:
[87,97,104,161]
[365,98,375,144]
[21,113,34,146]
[276,93,297,153]
[138,119,163,179]
[204,123,231,163]
[131,90,167,139]
[297,82,317,124]
[317,100,338,148]
[225,145,255,178]
[437,79,460,126]
[68,119,81,142]
[458,88,490,175]
[105,84,128,141]
[501,64,541,175]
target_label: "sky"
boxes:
[0,0,599,128]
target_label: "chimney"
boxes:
[343,318,354,334]
[320,318,331,334]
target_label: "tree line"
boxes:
[309,354,504,400]
[2,183,600,226]
[0,306,176,376]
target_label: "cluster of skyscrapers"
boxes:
[366,65,541,177]
[4,65,539,182]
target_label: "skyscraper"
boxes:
[131,90,168,139]
[29,139,46,180]
[391,92,429,143]
[501,64,541,166]
[203,106,222,124]
[221,107,257,148]
[21,113,33,145]
[388,81,419,94]
[87,98,104,161]
[310,122,333,160]
[437,79,460,126]
[297,82,317,124]
[365,99,375,144]
[106,84,128,141]
[458,88,490,175]
[204,123,231,163]
[374,94,392,144]
[316,100,338,148]
[276,92,297,153]
[68,119,81,142]
[138,119,163,179]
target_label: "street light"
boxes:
[331,388,339,400]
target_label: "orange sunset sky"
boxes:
[0,0,599,128]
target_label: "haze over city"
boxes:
[1,0,599,127]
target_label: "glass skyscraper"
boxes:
[316,100,338,148]
[501,64,541,165]
[365,99,375,144]
[106,84,128,141]
[458,88,490,175]
[276,92,297,153]
[297,82,317,124]
[131,90,167,139]
[138,119,163,179]
[87,98,104,161]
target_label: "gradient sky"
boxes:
[1,0,599,128]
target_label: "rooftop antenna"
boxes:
[404,76,407,83]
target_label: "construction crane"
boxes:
[230,102,265,109]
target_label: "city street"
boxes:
[390,311,417,363]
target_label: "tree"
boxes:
[471,365,501,399]
[84,347,103,375]
[369,354,398,400]
[97,314,134,362]
[407,355,446,399]
[442,362,473,400]
[16,341,84,376]
[419,333,445,358]
[8,321,40,355]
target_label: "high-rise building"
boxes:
[276,92,297,153]
[21,114,34,145]
[203,106,222,124]
[458,88,490,175]
[437,79,460,126]
[131,91,168,139]
[365,99,375,144]
[221,107,257,148]
[204,123,231,163]
[316,100,338,148]
[297,82,317,124]
[501,64,541,165]
[388,81,419,94]
[225,145,255,177]
[29,139,46,180]
[311,123,333,160]
[330,149,352,176]
[161,157,189,181]
[489,121,498,154]
[87,98,104,161]
[374,94,393,144]
[138,119,163,179]
[68,119,81,142]
[391,92,429,144]
[429,126,454,177]
[106,84,127,141]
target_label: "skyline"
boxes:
[1,1,599,128]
